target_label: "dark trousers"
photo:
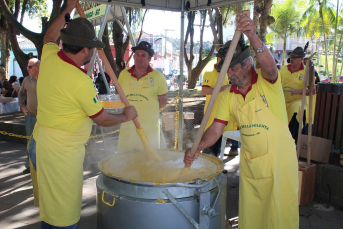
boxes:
[289,112,307,144]
[204,136,239,157]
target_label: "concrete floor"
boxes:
[1,140,343,229]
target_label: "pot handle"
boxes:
[102,191,116,207]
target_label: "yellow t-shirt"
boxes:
[215,68,288,125]
[280,63,306,103]
[202,64,235,131]
[36,43,103,132]
[117,65,168,152]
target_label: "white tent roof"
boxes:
[80,0,250,12]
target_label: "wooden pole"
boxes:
[185,29,242,168]
[296,53,316,159]
[307,61,314,165]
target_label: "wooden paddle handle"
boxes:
[307,62,314,165]
[188,30,242,159]
[76,1,141,129]
[296,52,316,159]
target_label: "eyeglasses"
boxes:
[26,65,38,69]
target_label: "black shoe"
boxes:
[23,167,30,174]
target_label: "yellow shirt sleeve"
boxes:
[74,79,103,117]
[202,71,215,88]
[157,72,168,95]
[41,42,59,62]
[215,88,234,123]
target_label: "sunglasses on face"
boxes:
[26,65,38,69]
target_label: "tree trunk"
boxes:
[102,24,117,76]
[208,9,219,48]
[259,0,273,43]
[187,11,215,89]
[184,11,195,88]
[112,21,126,78]
[0,32,10,80]
[8,23,30,76]
[214,8,223,46]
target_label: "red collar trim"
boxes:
[229,68,258,98]
[214,63,219,72]
[128,65,153,80]
[57,51,87,74]
[287,62,304,73]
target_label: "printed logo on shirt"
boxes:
[299,74,303,80]
[204,79,209,83]
[93,95,99,103]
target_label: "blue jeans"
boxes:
[28,137,37,170]
[25,114,37,168]
[41,221,77,229]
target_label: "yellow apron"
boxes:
[233,86,299,229]
[34,119,92,227]
[28,138,39,207]
[118,74,160,153]
[282,76,308,124]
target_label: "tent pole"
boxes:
[178,0,185,150]
[87,5,112,77]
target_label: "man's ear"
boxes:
[83,47,90,55]
[247,60,252,70]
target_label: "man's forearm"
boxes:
[197,123,224,151]
[43,0,77,44]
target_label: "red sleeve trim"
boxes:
[202,85,211,88]
[89,107,104,119]
[214,118,228,125]
[158,93,168,97]
[46,41,57,45]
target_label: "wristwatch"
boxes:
[255,42,265,54]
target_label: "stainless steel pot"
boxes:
[96,150,227,229]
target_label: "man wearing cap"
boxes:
[280,47,313,142]
[117,41,168,152]
[202,48,239,157]
[184,10,298,228]
[30,1,137,228]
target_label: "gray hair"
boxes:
[28,58,41,65]
[240,56,254,69]
[12,82,20,88]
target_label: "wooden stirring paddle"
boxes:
[76,2,163,162]
[184,30,242,170]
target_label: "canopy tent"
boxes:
[80,0,251,149]
[79,0,250,12]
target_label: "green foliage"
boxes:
[202,48,211,58]
[269,0,304,41]
[319,64,324,67]
[24,0,49,19]
[319,70,327,74]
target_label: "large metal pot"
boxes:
[96,150,227,229]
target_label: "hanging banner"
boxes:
[74,3,107,21]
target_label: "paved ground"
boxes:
[1,140,343,229]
